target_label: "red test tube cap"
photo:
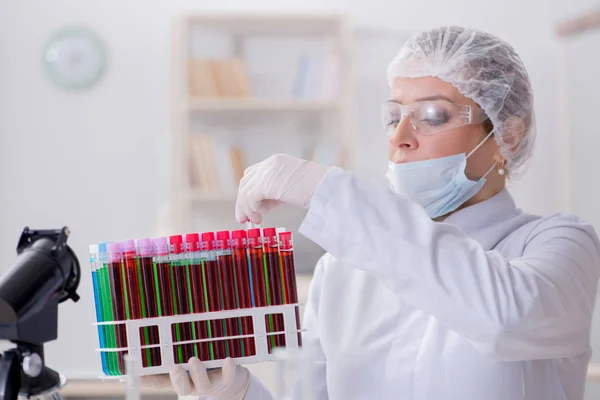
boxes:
[231,229,247,239]
[169,235,183,245]
[279,232,292,250]
[247,228,261,238]
[216,230,230,241]
[201,232,215,241]
[184,233,200,252]
[184,233,200,243]
[169,234,183,253]
[216,230,232,249]
[201,232,215,250]
[263,227,276,237]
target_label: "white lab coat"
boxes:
[245,167,600,400]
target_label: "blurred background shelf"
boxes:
[188,98,342,112]
[171,13,354,244]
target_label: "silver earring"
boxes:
[498,167,505,176]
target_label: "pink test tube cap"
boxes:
[107,242,121,262]
[137,238,153,256]
[119,239,135,252]
[152,237,168,255]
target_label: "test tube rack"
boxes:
[94,303,303,376]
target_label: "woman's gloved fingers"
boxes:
[242,192,263,225]
[235,198,248,224]
[221,358,237,384]
[169,364,194,396]
[236,176,259,224]
[187,357,212,391]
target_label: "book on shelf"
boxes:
[188,135,245,193]
[188,135,219,189]
[188,58,251,98]
[229,146,246,183]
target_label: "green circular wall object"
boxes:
[43,27,107,91]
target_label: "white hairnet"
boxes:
[387,26,535,177]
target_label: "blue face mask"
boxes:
[386,130,496,218]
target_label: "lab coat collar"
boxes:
[443,189,518,235]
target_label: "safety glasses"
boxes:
[381,100,489,136]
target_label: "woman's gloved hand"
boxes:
[235,154,331,224]
[140,357,250,399]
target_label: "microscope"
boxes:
[0,227,81,400]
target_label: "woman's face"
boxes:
[388,76,501,180]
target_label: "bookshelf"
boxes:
[170,13,354,233]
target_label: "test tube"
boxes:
[152,237,177,363]
[120,240,151,368]
[98,243,119,375]
[184,233,210,361]
[247,228,274,351]
[169,235,195,363]
[120,240,144,321]
[263,228,286,349]
[89,244,109,375]
[137,238,161,367]
[107,242,128,375]
[231,229,256,356]
[279,232,302,346]
[216,230,241,358]
[201,232,226,360]
[247,228,267,308]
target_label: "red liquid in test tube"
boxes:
[184,233,210,361]
[169,235,195,363]
[152,237,178,364]
[263,228,286,349]
[247,229,267,308]
[107,242,127,374]
[120,239,151,368]
[120,240,144,321]
[137,238,162,367]
[279,232,302,346]
[231,229,256,356]
[216,230,241,358]
[201,232,226,360]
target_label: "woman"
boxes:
[149,26,600,399]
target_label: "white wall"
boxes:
[0,0,589,385]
